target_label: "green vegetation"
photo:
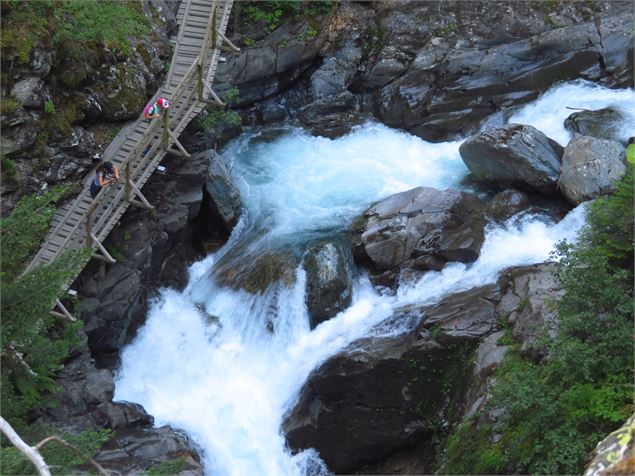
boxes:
[241,35,256,47]
[1,0,150,65]
[44,100,55,115]
[1,95,19,115]
[148,456,188,476]
[200,87,242,136]
[297,25,318,42]
[1,155,18,181]
[363,24,384,56]
[1,428,112,475]
[0,187,90,430]
[441,165,634,474]
[239,1,335,34]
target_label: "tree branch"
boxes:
[35,436,110,476]
[0,416,51,476]
[0,417,111,476]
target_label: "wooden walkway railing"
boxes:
[24,0,239,319]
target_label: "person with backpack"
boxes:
[143,97,170,121]
[90,161,120,199]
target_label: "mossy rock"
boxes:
[93,64,147,120]
[215,251,297,293]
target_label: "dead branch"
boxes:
[0,416,110,476]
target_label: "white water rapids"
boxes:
[114,80,635,475]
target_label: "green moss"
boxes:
[148,456,188,476]
[1,155,18,181]
[442,420,502,474]
[1,95,19,115]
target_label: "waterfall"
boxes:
[114,81,635,476]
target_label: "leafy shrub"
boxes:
[442,165,634,474]
[200,87,242,135]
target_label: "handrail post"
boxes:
[197,62,203,101]
[211,5,217,49]
[86,206,94,245]
[125,163,131,201]
[162,109,169,149]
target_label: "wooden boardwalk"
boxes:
[24,0,238,318]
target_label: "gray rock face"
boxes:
[497,263,563,362]
[204,150,242,234]
[11,77,47,108]
[283,284,500,473]
[351,187,485,272]
[459,124,563,194]
[373,12,634,141]
[304,242,352,328]
[564,107,625,143]
[215,18,327,104]
[559,134,626,205]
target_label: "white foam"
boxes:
[115,81,633,476]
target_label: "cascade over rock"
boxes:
[564,107,625,143]
[351,186,485,272]
[303,242,352,328]
[283,284,501,473]
[559,134,627,205]
[459,124,563,194]
[485,189,531,222]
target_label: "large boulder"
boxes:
[459,124,563,195]
[283,284,500,473]
[351,187,485,272]
[303,242,352,328]
[204,150,242,235]
[214,250,297,294]
[497,263,564,362]
[564,107,625,143]
[559,134,626,205]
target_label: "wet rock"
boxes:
[497,263,563,362]
[417,284,501,344]
[564,107,625,143]
[298,91,368,138]
[283,333,459,473]
[204,149,242,234]
[215,251,297,293]
[486,189,531,222]
[459,124,563,195]
[559,134,626,205]
[284,284,499,473]
[304,242,352,328]
[351,186,485,272]
[11,77,47,108]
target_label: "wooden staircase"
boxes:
[23,0,239,319]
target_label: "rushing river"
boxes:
[114,80,635,475]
